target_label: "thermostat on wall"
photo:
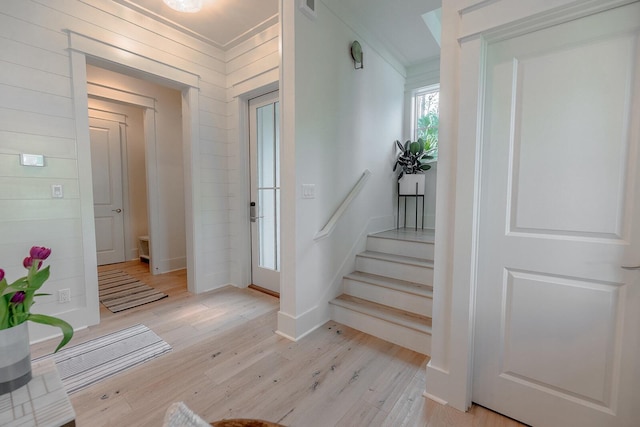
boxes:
[20,153,45,167]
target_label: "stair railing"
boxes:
[314,169,372,241]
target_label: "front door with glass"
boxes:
[249,91,280,294]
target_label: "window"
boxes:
[413,85,439,161]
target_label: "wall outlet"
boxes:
[58,288,71,303]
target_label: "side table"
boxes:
[0,359,75,427]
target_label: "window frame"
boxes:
[412,84,440,161]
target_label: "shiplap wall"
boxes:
[225,24,280,287]
[0,0,274,342]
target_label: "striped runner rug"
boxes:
[33,324,172,394]
[98,269,168,313]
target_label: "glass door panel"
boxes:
[249,91,280,293]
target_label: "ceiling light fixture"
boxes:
[162,0,203,13]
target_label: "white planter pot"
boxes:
[398,174,426,195]
[0,322,32,395]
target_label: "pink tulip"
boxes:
[23,257,43,270]
[0,268,4,281]
[30,246,51,261]
[10,291,26,304]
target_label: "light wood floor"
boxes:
[31,261,524,427]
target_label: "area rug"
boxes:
[98,269,168,313]
[33,324,172,394]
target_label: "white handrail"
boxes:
[314,169,372,241]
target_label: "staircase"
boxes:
[329,228,434,355]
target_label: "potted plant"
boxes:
[0,246,74,394]
[393,138,433,195]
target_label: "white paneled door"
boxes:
[249,91,280,294]
[473,3,640,427]
[90,117,126,266]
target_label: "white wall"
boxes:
[0,0,229,344]
[88,98,148,262]
[278,0,405,339]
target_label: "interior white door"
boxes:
[249,91,280,294]
[90,117,126,265]
[473,4,640,427]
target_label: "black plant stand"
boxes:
[397,182,425,230]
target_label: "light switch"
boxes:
[51,184,64,199]
[302,184,315,199]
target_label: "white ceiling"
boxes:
[322,0,442,66]
[114,0,441,65]
[111,0,279,49]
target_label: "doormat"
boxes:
[98,269,168,313]
[33,324,172,394]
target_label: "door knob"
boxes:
[621,265,640,270]
[112,208,122,213]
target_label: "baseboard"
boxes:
[27,304,96,346]
[276,306,328,341]
[425,360,470,411]
[423,391,448,406]
[154,256,186,273]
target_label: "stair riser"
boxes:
[366,236,434,260]
[343,278,432,317]
[331,304,430,354]
[355,256,432,285]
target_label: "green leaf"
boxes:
[409,141,421,154]
[27,313,74,352]
[29,266,50,291]
[0,296,8,329]
[6,276,28,289]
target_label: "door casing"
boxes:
[68,35,202,332]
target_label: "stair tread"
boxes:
[370,228,435,244]
[344,271,433,297]
[357,250,433,267]
[330,294,432,333]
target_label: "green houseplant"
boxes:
[0,246,74,394]
[393,138,435,197]
[393,138,434,180]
